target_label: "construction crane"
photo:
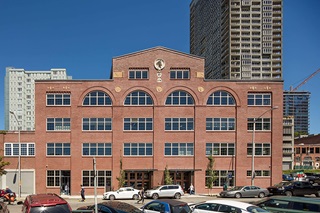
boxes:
[290,68,320,91]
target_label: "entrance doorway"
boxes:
[124,171,151,189]
[60,170,71,195]
[169,171,192,192]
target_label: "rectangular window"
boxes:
[164,143,194,156]
[205,170,234,187]
[82,118,112,131]
[247,170,270,177]
[206,143,235,156]
[4,143,35,156]
[82,170,112,187]
[82,143,112,156]
[247,143,271,156]
[47,170,60,187]
[47,143,70,156]
[123,118,153,131]
[170,69,190,79]
[165,118,194,131]
[206,118,235,131]
[247,93,271,106]
[123,143,153,156]
[128,69,148,79]
[47,93,71,105]
[47,118,71,131]
[247,118,271,131]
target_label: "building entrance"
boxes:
[169,171,192,192]
[60,170,71,195]
[124,171,151,189]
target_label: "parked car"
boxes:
[267,181,292,195]
[141,199,191,213]
[277,180,320,197]
[191,200,268,213]
[0,202,9,213]
[303,173,320,184]
[77,201,142,213]
[219,185,269,198]
[22,193,72,213]
[282,174,294,181]
[103,187,140,200]
[254,196,320,213]
[144,185,184,199]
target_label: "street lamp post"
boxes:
[10,111,21,198]
[251,106,278,186]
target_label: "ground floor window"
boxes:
[205,170,234,187]
[247,170,270,177]
[82,170,112,187]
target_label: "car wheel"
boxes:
[258,192,265,198]
[235,193,241,198]
[174,193,181,199]
[133,194,139,200]
[285,191,293,197]
[109,195,115,200]
[152,193,159,199]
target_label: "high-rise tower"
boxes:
[4,67,72,131]
[190,0,282,80]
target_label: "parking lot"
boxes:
[6,194,262,212]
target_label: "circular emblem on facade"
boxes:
[156,86,163,92]
[154,59,165,71]
[198,87,204,92]
[115,87,121,92]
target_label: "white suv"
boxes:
[145,185,184,199]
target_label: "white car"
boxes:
[102,187,140,200]
[191,200,268,213]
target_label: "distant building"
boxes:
[294,134,320,170]
[283,91,310,134]
[4,67,72,131]
[190,0,282,80]
[0,47,284,196]
[283,116,294,170]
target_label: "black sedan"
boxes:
[267,181,292,195]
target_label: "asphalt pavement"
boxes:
[6,194,262,212]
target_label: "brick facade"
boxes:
[1,47,284,196]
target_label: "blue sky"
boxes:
[0,0,319,134]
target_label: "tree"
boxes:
[206,153,216,196]
[116,155,125,188]
[164,164,173,185]
[0,155,10,176]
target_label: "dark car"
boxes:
[77,201,142,213]
[304,173,320,184]
[22,193,72,213]
[254,196,320,213]
[282,174,294,181]
[141,199,191,213]
[267,181,292,195]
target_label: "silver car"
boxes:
[219,185,269,198]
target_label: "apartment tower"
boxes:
[4,67,72,131]
[190,0,282,80]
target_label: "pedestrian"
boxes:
[137,187,145,204]
[80,185,85,202]
[189,183,194,195]
[223,182,228,191]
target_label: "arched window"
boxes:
[83,91,112,106]
[207,91,235,105]
[124,91,153,105]
[165,90,194,105]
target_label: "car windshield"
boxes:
[230,186,243,191]
[151,186,162,190]
[247,206,269,212]
[274,182,291,187]
[30,204,71,213]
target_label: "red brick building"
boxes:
[1,47,283,196]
